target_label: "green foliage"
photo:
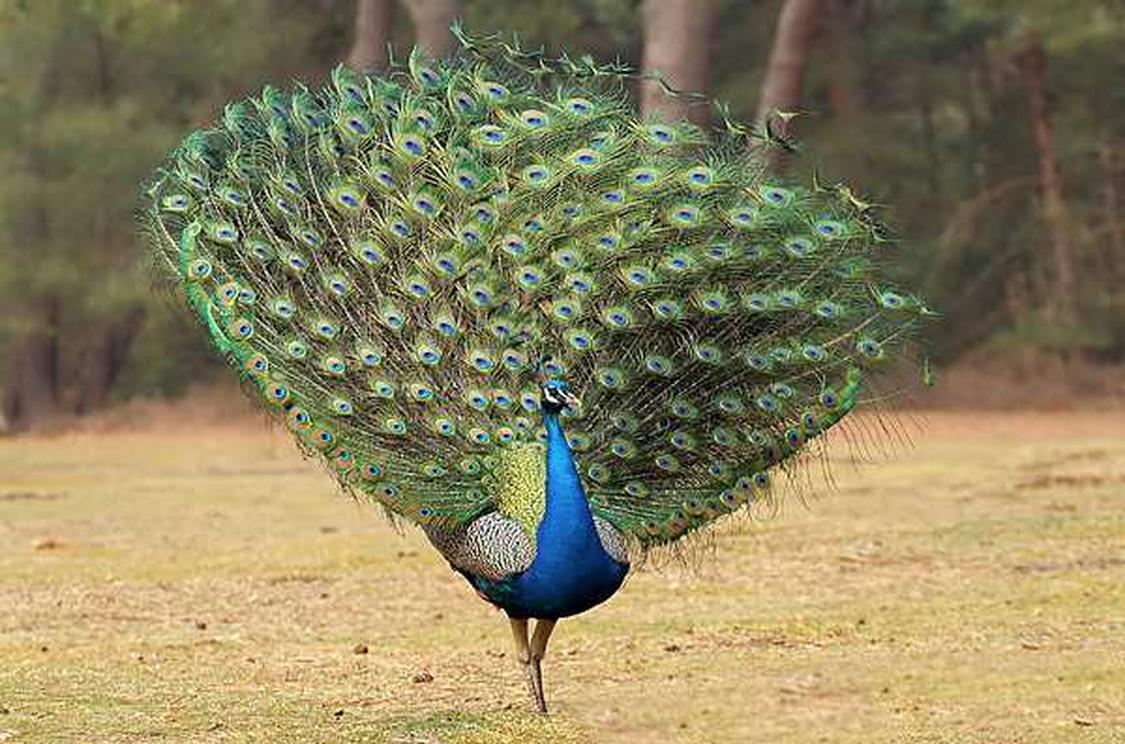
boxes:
[0,0,348,400]
[2,0,1123,421]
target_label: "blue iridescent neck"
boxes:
[538,412,600,551]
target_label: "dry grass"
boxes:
[1,411,1123,743]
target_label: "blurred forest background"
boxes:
[1,0,1123,431]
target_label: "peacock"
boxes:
[142,26,930,714]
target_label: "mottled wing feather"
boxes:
[593,516,630,564]
[425,511,535,581]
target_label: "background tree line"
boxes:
[1,0,1122,430]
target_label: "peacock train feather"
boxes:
[142,27,932,554]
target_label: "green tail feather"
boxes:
[141,28,931,546]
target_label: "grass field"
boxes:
[1,410,1123,743]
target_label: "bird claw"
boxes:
[529,658,547,714]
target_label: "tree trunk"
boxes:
[825,0,865,118]
[960,57,986,192]
[1099,131,1122,274]
[401,0,459,58]
[347,0,395,70]
[93,26,114,103]
[639,0,715,126]
[1022,32,1076,325]
[75,307,145,415]
[756,0,823,127]
[3,296,62,432]
[918,86,941,196]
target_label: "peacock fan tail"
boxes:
[141,27,932,554]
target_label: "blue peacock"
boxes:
[142,26,931,713]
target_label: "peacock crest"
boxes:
[142,26,931,550]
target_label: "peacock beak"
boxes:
[560,390,579,409]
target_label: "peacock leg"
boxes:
[528,618,557,714]
[508,617,537,708]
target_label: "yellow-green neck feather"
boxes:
[487,443,546,543]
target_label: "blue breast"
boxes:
[470,414,628,619]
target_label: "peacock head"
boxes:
[540,379,578,414]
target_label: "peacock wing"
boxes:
[564,171,931,545]
[141,55,578,529]
[142,33,929,537]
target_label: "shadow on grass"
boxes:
[361,708,593,744]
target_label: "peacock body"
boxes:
[142,27,929,712]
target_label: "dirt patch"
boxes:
[0,491,63,502]
[0,413,1123,743]
[1016,473,1124,490]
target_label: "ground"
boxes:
[0,409,1123,743]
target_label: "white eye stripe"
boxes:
[540,385,569,405]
